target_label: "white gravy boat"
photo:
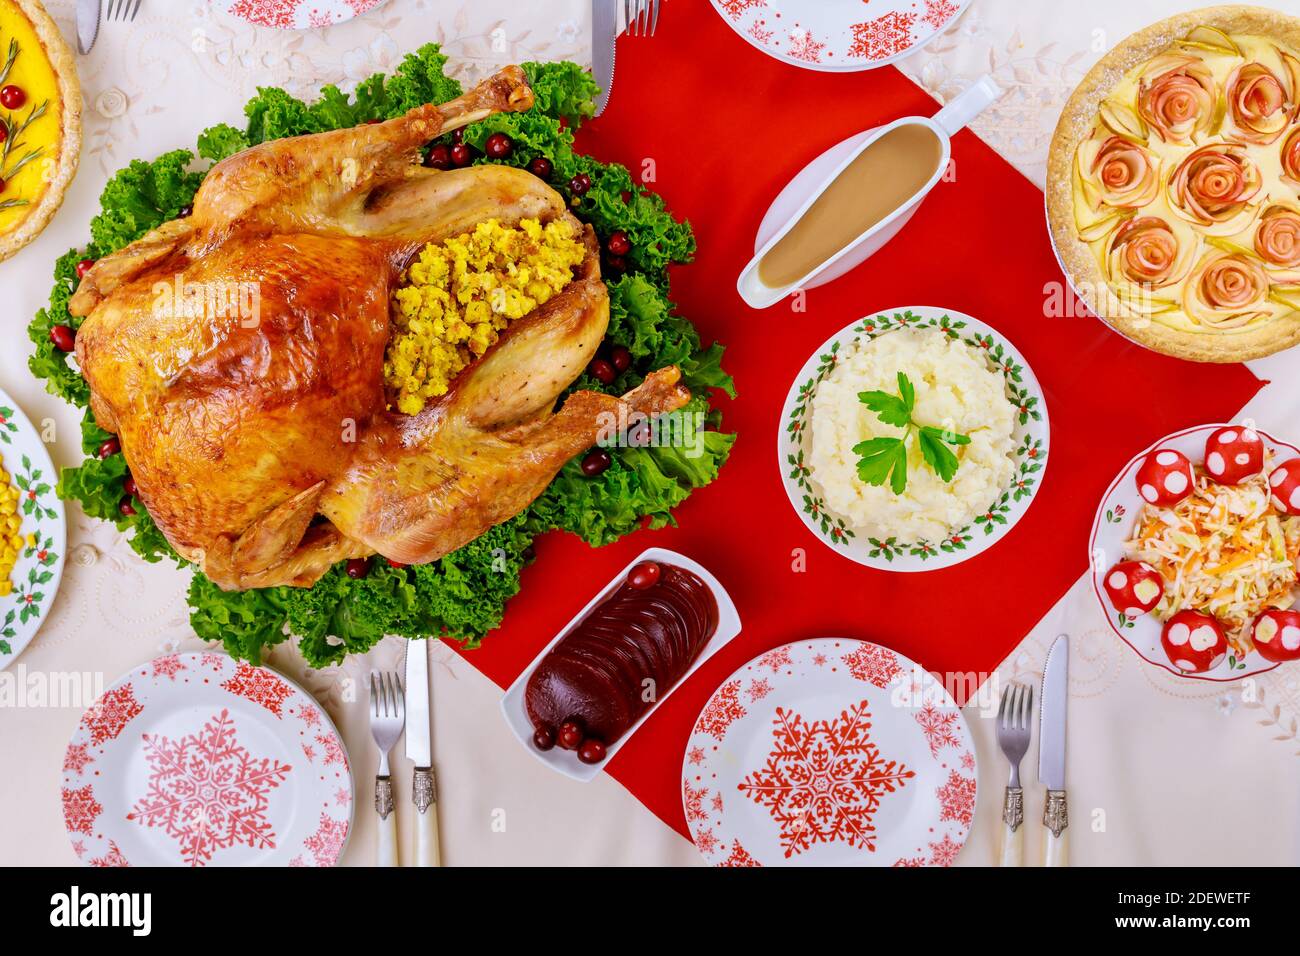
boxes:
[737,75,1003,310]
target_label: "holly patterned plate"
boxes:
[778,307,1049,572]
[709,0,970,73]
[0,386,65,669]
[682,638,976,866]
[1089,423,1297,683]
[221,0,390,30]
[61,652,353,867]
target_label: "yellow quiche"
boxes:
[0,0,79,262]
[1048,6,1300,363]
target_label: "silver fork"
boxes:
[624,0,660,37]
[106,0,143,22]
[995,680,1033,866]
[369,670,405,867]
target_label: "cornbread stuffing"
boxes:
[0,454,30,597]
[385,217,586,415]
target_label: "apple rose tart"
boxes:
[1048,7,1300,362]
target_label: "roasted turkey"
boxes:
[69,67,691,591]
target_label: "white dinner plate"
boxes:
[0,386,66,669]
[777,306,1050,572]
[62,652,353,867]
[682,638,976,866]
[1090,423,1298,682]
[221,0,390,30]
[709,0,971,73]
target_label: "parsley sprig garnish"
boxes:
[852,372,971,494]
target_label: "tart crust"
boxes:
[1046,5,1300,363]
[0,0,81,263]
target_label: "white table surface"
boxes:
[1,0,1297,867]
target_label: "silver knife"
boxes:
[404,639,441,866]
[76,0,101,55]
[592,0,618,116]
[1038,634,1069,866]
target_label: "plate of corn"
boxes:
[0,387,65,668]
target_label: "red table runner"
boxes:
[453,3,1264,838]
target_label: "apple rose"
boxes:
[1224,62,1293,145]
[1167,144,1261,234]
[1107,217,1194,288]
[1182,251,1271,329]
[1078,136,1160,209]
[1255,204,1300,283]
[1283,127,1300,183]
[1137,54,1217,144]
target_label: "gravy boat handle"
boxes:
[931,74,1003,139]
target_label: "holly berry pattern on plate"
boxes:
[709,0,971,73]
[223,0,389,30]
[1090,423,1300,681]
[681,638,975,866]
[0,387,65,669]
[778,308,1049,572]
[61,653,353,866]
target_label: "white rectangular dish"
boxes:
[500,547,742,783]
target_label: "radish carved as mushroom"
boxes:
[1204,426,1264,485]
[1103,560,1164,617]
[1251,608,1300,662]
[1161,609,1228,673]
[1268,458,1300,515]
[1136,449,1195,506]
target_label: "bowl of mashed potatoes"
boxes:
[778,306,1049,571]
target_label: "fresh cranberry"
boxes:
[527,156,553,179]
[581,448,612,477]
[345,558,370,579]
[533,726,556,751]
[557,720,584,750]
[588,358,616,385]
[97,437,120,459]
[450,143,474,167]
[484,132,512,159]
[76,258,96,280]
[0,85,26,110]
[577,738,607,764]
[604,255,626,273]
[122,475,138,498]
[451,128,464,145]
[609,344,631,373]
[118,496,137,517]
[626,421,652,448]
[606,231,631,256]
[49,325,75,352]
[0,126,6,144]
[425,144,452,170]
[627,561,661,590]
[569,172,592,195]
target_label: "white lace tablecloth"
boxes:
[1,0,1297,866]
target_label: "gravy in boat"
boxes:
[758,123,943,288]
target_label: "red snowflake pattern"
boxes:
[151,655,187,680]
[928,833,963,866]
[127,709,292,867]
[89,841,130,868]
[711,792,724,813]
[694,827,721,856]
[63,742,93,776]
[843,643,903,689]
[893,855,927,867]
[847,12,919,61]
[315,731,347,768]
[786,28,827,63]
[694,679,747,740]
[914,702,961,757]
[812,653,828,667]
[301,743,317,763]
[335,787,352,807]
[684,781,710,823]
[719,840,761,867]
[303,813,349,866]
[748,20,774,45]
[82,683,144,746]
[62,785,102,835]
[921,0,960,30]
[686,745,707,765]
[747,678,773,701]
[296,705,322,728]
[960,752,976,772]
[738,701,915,858]
[757,646,793,672]
[936,770,976,827]
[226,0,298,29]
[221,662,293,718]
[718,0,766,19]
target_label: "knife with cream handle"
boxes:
[1038,634,1069,866]
[405,639,441,866]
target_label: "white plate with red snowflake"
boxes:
[709,0,970,72]
[0,386,66,670]
[1090,423,1300,683]
[61,652,353,867]
[221,0,390,30]
[682,638,976,867]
